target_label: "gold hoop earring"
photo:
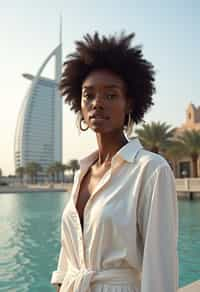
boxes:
[80,117,89,131]
[125,112,133,136]
[127,112,132,128]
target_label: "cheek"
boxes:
[81,102,89,121]
[80,98,85,110]
[81,99,86,113]
[112,102,127,120]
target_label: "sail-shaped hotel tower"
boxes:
[14,31,62,172]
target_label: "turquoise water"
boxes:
[0,192,199,291]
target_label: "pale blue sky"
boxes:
[0,0,199,175]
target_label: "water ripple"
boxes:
[0,192,68,291]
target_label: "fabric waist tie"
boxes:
[61,267,140,292]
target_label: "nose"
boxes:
[91,94,104,109]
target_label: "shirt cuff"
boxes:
[51,270,66,285]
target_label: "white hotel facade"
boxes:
[14,39,62,172]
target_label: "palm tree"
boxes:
[46,164,56,182]
[47,162,66,182]
[16,166,25,184]
[135,121,175,154]
[165,140,185,177]
[66,159,80,180]
[25,162,42,184]
[176,130,200,177]
[60,164,68,183]
[54,161,63,182]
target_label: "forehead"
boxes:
[82,69,126,90]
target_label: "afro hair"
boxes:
[60,32,155,124]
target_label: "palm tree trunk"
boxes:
[192,155,198,178]
[174,161,178,178]
[72,169,75,181]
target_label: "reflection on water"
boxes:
[178,199,200,286]
[0,193,200,291]
[0,192,69,292]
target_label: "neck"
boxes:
[95,131,128,165]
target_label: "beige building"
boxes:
[178,103,200,132]
[174,103,200,178]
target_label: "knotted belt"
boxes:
[61,267,140,292]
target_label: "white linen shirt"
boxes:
[51,138,179,292]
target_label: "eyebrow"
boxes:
[82,85,121,90]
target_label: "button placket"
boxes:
[72,166,97,268]
[83,211,89,264]
[82,201,92,267]
[74,211,85,267]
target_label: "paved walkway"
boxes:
[179,280,200,292]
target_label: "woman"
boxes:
[51,32,178,292]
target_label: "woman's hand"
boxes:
[54,284,61,292]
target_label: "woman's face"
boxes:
[81,69,130,134]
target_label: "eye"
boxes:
[82,92,93,101]
[106,94,117,100]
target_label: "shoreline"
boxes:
[0,183,73,194]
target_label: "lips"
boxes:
[89,112,109,120]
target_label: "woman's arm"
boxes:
[138,164,179,292]
[51,242,68,287]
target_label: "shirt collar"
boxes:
[117,137,143,163]
[79,137,143,171]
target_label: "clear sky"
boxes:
[0,0,199,175]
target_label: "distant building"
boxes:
[177,103,200,133]
[175,103,200,178]
[14,31,62,173]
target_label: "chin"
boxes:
[91,126,118,135]
[90,125,111,133]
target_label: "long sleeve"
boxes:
[50,173,80,287]
[138,164,179,292]
[51,227,68,285]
